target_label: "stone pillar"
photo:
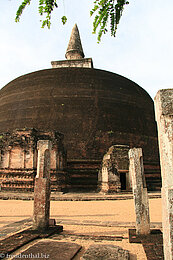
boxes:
[129,148,150,235]
[98,166,109,193]
[0,150,2,167]
[33,140,52,230]
[8,147,12,168]
[154,89,173,260]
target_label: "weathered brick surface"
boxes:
[0,129,68,192]
[0,67,159,163]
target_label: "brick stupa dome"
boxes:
[0,25,159,162]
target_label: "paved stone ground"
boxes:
[0,218,164,259]
[0,193,163,259]
[0,217,162,241]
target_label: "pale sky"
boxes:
[0,0,173,99]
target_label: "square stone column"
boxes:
[129,148,150,235]
[33,140,52,230]
[154,89,173,260]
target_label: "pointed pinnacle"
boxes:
[65,24,85,60]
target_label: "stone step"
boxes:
[69,185,97,191]
[67,159,162,192]
[70,179,98,185]
[145,174,161,179]
[67,165,100,170]
[144,165,161,191]
[68,169,98,174]
[146,179,162,191]
[146,175,162,180]
[69,174,97,179]
[144,170,161,174]
[67,166,99,191]
[143,161,161,166]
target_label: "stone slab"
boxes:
[37,225,63,238]
[82,244,130,260]
[141,230,164,260]
[129,229,162,243]
[128,229,142,243]
[17,241,82,260]
[0,219,32,239]
[129,229,164,260]
[0,226,63,259]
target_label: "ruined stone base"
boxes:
[108,182,121,193]
[82,244,130,260]
[97,182,109,193]
[98,181,121,194]
[0,169,69,192]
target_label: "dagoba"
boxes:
[0,24,161,192]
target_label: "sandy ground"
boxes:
[0,198,162,259]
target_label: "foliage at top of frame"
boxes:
[15,0,61,29]
[15,0,129,42]
[90,0,129,42]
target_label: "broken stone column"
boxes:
[98,148,121,193]
[98,145,130,193]
[129,148,150,235]
[33,140,52,230]
[154,89,173,260]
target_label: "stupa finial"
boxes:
[65,24,85,60]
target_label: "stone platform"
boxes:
[0,191,161,201]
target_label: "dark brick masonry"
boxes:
[0,67,159,163]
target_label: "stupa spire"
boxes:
[65,24,85,60]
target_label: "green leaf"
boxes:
[15,0,31,22]
[91,0,129,42]
[61,16,67,25]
